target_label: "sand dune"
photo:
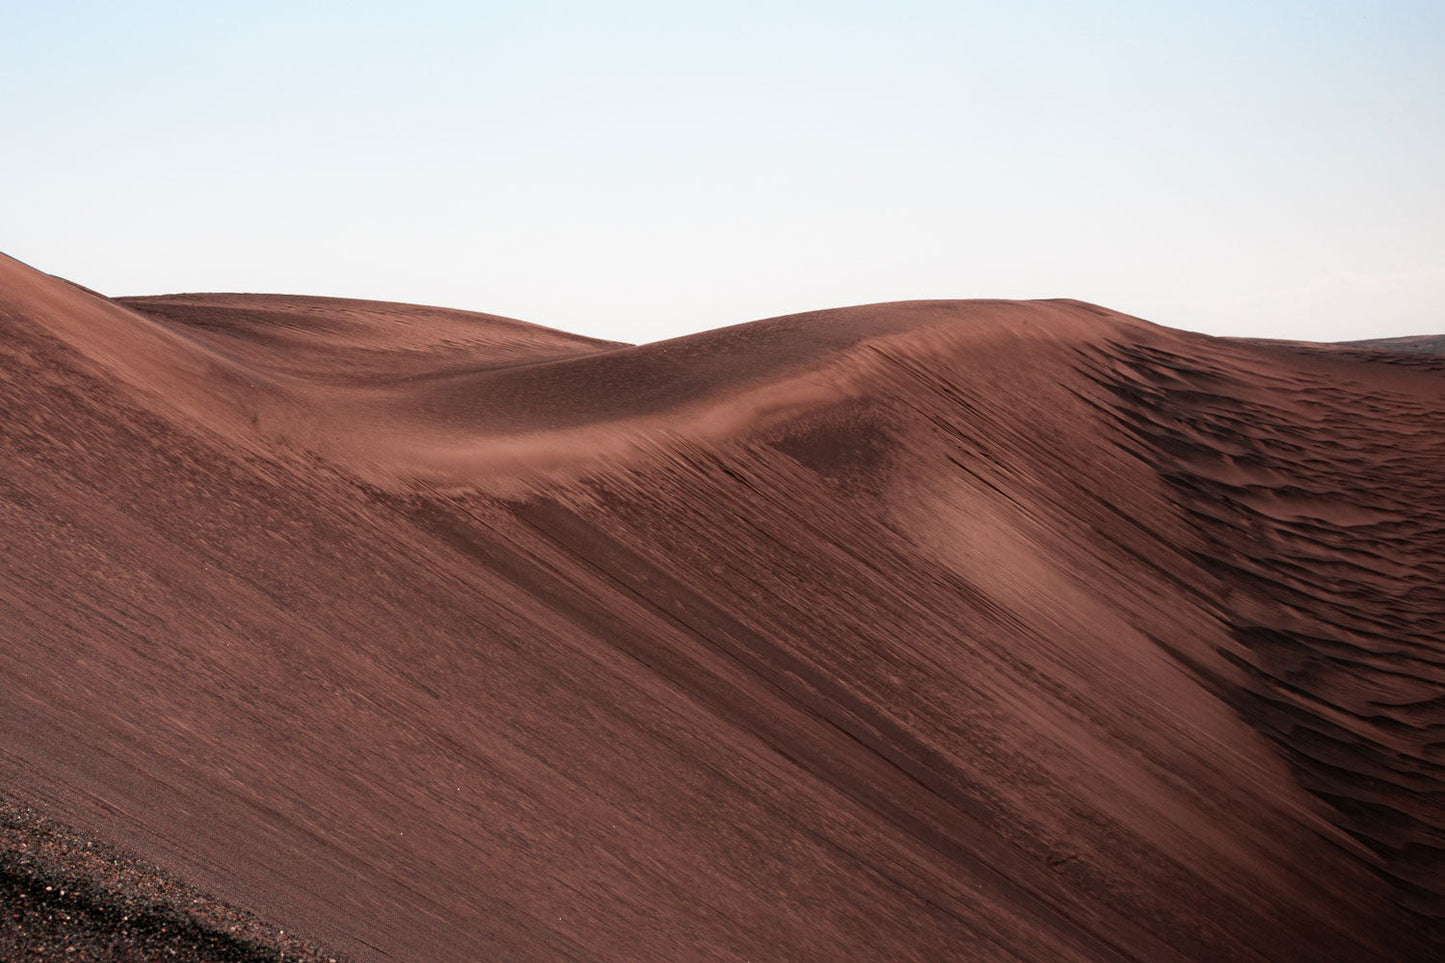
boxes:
[0,251,1440,961]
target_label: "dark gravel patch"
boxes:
[0,797,344,962]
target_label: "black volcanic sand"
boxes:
[0,796,342,961]
[0,251,1441,961]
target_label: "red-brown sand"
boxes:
[0,251,1441,961]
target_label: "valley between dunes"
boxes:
[1,252,1441,961]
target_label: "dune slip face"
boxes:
[0,251,1441,961]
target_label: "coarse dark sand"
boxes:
[0,796,342,961]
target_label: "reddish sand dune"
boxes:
[0,251,1441,961]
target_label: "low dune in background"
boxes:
[0,251,1441,961]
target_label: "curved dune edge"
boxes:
[7,255,1139,491]
[0,252,1441,961]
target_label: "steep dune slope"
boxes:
[0,252,1440,960]
[1086,336,1445,919]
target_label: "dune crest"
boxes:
[0,252,1440,961]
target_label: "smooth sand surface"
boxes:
[1,252,1441,960]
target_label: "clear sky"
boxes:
[4,1,1442,344]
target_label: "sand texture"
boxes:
[0,252,1441,960]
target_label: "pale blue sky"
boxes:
[4,1,1442,343]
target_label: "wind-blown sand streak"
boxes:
[0,252,1440,960]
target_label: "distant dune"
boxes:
[1346,333,1445,354]
[0,251,1441,961]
